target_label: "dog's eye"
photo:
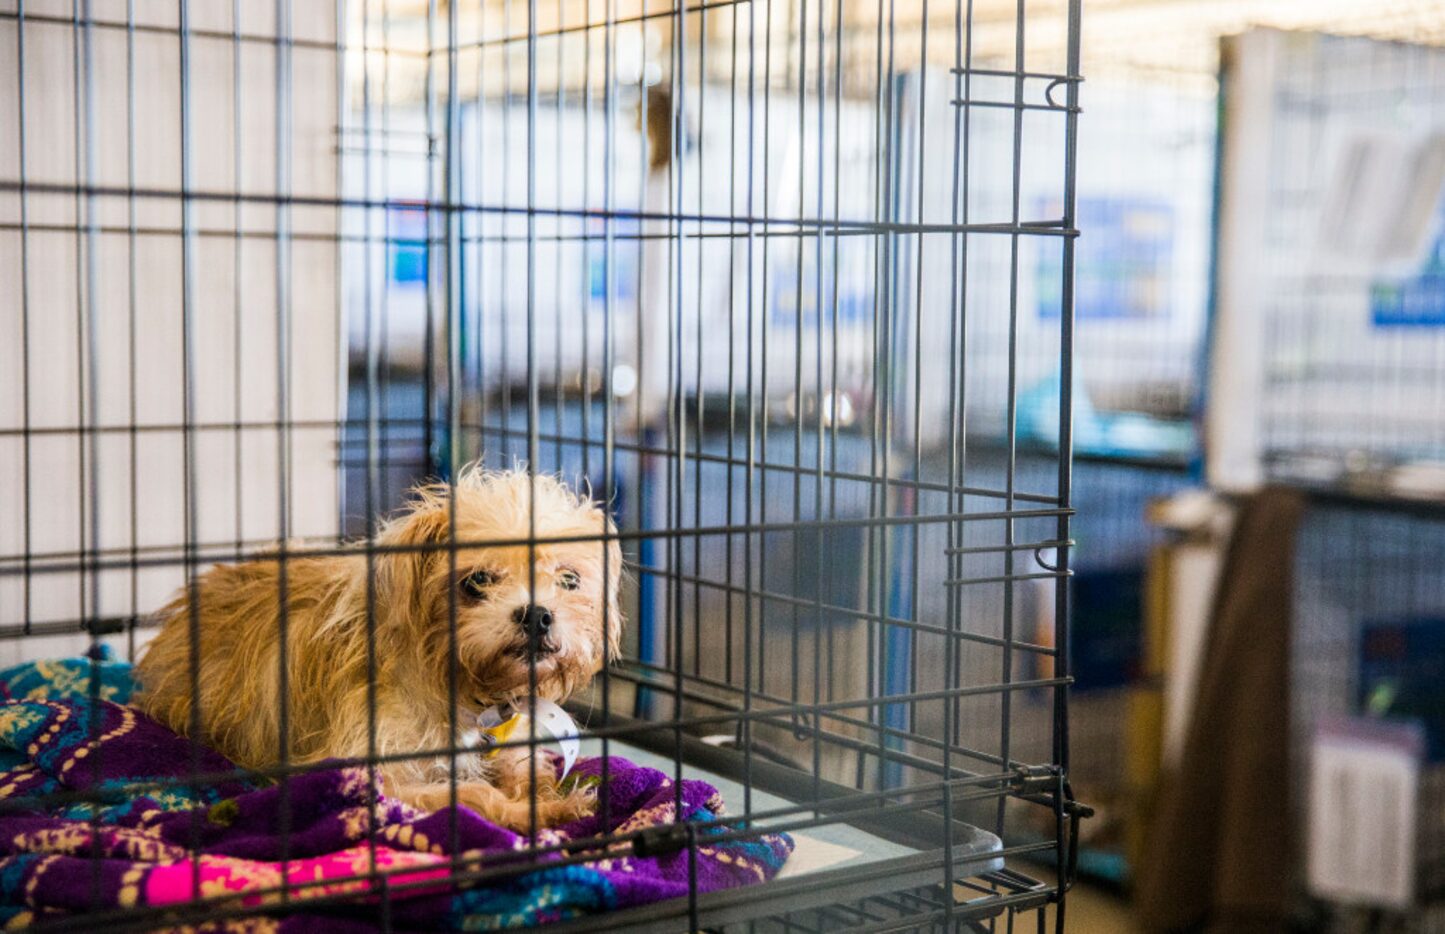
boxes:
[557,568,581,591]
[459,570,499,599]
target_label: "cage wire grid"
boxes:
[0,0,1085,929]
[1251,32,1445,486]
[1292,502,1445,928]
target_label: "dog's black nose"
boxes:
[513,604,554,637]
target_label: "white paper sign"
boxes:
[1307,717,1422,910]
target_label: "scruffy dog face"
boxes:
[378,470,623,709]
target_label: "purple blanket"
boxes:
[0,658,792,930]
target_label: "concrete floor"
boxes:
[1059,882,1137,932]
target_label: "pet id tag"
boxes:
[477,699,581,780]
[528,698,581,779]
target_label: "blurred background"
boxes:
[329,3,1445,927]
[5,0,1445,931]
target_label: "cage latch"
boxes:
[1012,764,1058,797]
[84,617,128,637]
[632,824,692,858]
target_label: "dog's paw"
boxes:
[548,783,597,825]
[490,788,594,832]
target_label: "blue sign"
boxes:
[390,205,428,285]
[585,218,639,304]
[1372,207,1445,326]
[768,244,873,329]
[1372,273,1445,326]
[1037,196,1174,321]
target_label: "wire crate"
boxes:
[0,0,1085,929]
[1210,28,1445,496]
[1293,502,1445,930]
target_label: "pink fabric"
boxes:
[145,845,455,907]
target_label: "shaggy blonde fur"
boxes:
[132,467,623,830]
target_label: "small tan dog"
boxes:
[133,467,622,830]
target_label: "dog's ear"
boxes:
[376,485,452,624]
[602,515,626,663]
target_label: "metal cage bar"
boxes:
[0,0,1083,929]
